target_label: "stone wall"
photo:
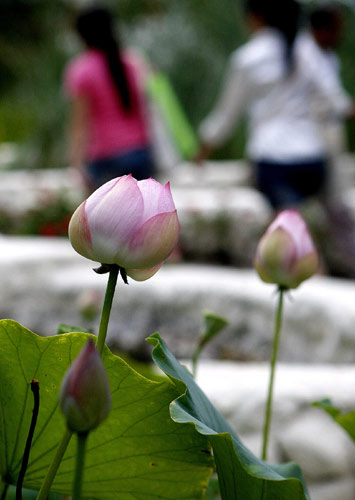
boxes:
[0,163,272,266]
[1,236,355,363]
[2,159,355,274]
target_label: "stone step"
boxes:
[2,162,355,274]
[194,360,355,500]
[0,236,355,364]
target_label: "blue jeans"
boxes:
[255,158,328,209]
[87,147,155,190]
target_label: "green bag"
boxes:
[146,71,199,160]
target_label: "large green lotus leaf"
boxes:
[148,333,310,500]
[0,320,213,499]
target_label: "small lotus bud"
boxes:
[59,340,111,433]
[76,289,101,322]
[254,210,318,289]
[68,175,180,281]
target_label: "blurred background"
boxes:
[1,0,354,171]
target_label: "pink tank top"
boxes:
[64,49,150,161]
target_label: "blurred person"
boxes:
[301,5,347,185]
[196,0,355,210]
[64,5,155,192]
[300,4,355,276]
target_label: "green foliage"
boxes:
[148,333,311,500]
[0,320,213,498]
[200,312,229,348]
[205,476,220,500]
[0,1,71,167]
[116,0,168,20]
[192,312,229,377]
[312,398,355,441]
[56,323,91,334]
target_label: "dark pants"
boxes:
[87,147,155,191]
[255,158,328,209]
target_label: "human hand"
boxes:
[193,143,213,165]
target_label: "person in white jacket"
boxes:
[197,0,355,210]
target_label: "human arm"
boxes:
[301,39,354,120]
[68,95,89,170]
[194,142,214,164]
[346,103,355,120]
[63,56,93,185]
[196,53,250,161]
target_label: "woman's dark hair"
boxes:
[245,0,301,68]
[76,6,133,112]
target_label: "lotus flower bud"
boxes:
[59,340,111,433]
[76,289,101,322]
[254,210,318,289]
[68,175,180,281]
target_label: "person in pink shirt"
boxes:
[64,5,154,192]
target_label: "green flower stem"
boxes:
[0,483,9,500]
[36,429,73,500]
[72,433,88,500]
[96,265,119,355]
[261,286,285,461]
[192,345,201,378]
[17,380,40,500]
[37,265,118,500]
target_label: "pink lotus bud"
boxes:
[68,175,180,281]
[254,210,318,289]
[59,340,111,433]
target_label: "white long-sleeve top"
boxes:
[198,28,353,162]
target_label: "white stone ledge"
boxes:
[193,360,355,499]
[1,236,355,363]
